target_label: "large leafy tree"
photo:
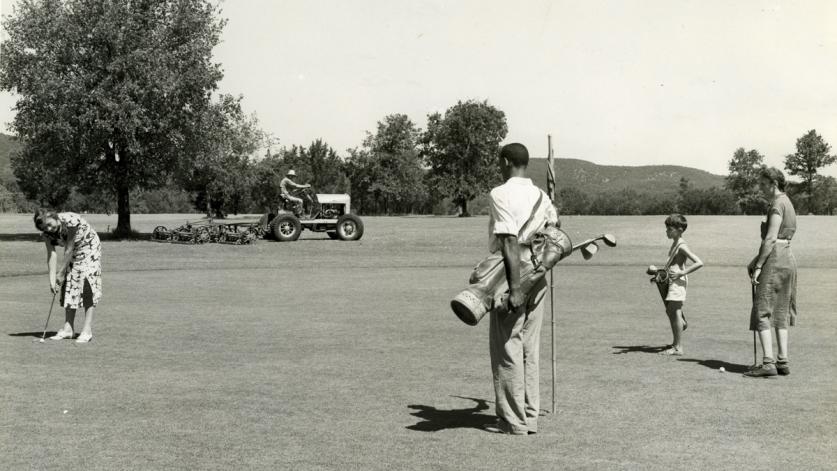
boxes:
[420,100,507,216]
[346,114,428,214]
[177,94,262,218]
[725,148,768,214]
[0,0,225,234]
[784,130,836,214]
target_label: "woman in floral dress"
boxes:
[34,209,102,343]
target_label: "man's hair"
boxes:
[499,143,529,168]
[759,165,786,191]
[33,208,58,232]
[665,213,688,232]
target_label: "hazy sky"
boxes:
[2,0,836,177]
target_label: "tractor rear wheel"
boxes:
[271,214,302,241]
[335,214,364,241]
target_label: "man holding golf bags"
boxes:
[483,143,559,435]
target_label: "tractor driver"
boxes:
[280,170,311,214]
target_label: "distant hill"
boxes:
[0,131,729,212]
[526,158,725,195]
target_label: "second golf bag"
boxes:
[450,225,572,326]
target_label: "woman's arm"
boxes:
[56,226,77,283]
[752,212,782,284]
[45,240,58,292]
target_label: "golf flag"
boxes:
[546,135,555,202]
[547,134,557,415]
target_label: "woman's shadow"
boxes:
[407,396,496,432]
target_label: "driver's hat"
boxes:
[286,169,297,177]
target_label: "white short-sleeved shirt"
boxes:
[488,177,557,253]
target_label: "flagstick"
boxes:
[547,134,557,415]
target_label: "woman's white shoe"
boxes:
[75,332,93,344]
[49,330,74,340]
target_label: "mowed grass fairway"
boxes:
[1,214,835,470]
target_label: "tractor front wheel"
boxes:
[271,214,302,242]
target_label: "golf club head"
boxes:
[602,234,617,247]
[581,241,599,260]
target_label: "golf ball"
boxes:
[719,367,725,372]
[63,410,68,414]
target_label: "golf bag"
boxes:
[647,239,685,304]
[648,268,670,303]
[450,226,572,326]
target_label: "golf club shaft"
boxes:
[41,292,57,340]
[571,235,605,252]
[751,283,757,365]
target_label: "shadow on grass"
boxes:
[0,232,153,242]
[677,359,751,374]
[611,345,670,354]
[407,396,495,432]
[0,233,44,242]
[9,331,59,338]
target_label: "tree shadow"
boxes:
[0,233,44,242]
[407,396,496,432]
[98,232,153,241]
[611,345,670,355]
[677,359,751,374]
[9,331,59,338]
[0,232,154,242]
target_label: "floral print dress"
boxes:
[43,213,102,308]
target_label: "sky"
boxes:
[1,0,836,177]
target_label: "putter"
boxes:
[751,283,757,368]
[34,292,57,343]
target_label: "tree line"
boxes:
[0,1,834,234]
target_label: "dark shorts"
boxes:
[665,300,683,311]
[60,279,94,309]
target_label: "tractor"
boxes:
[258,188,364,242]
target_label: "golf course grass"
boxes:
[1,214,835,470]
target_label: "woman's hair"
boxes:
[759,166,786,191]
[665,213,688,232]
[33,208,58,232]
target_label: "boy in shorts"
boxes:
[657,214,703,356]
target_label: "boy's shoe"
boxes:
[744,363,778,377]
[776,362,790,376]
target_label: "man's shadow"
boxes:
[407,396,496,432]
[612,345,669,354]
[677,359,750,374]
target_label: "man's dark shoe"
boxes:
[744,363,778,377]
[776,362,790,376]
